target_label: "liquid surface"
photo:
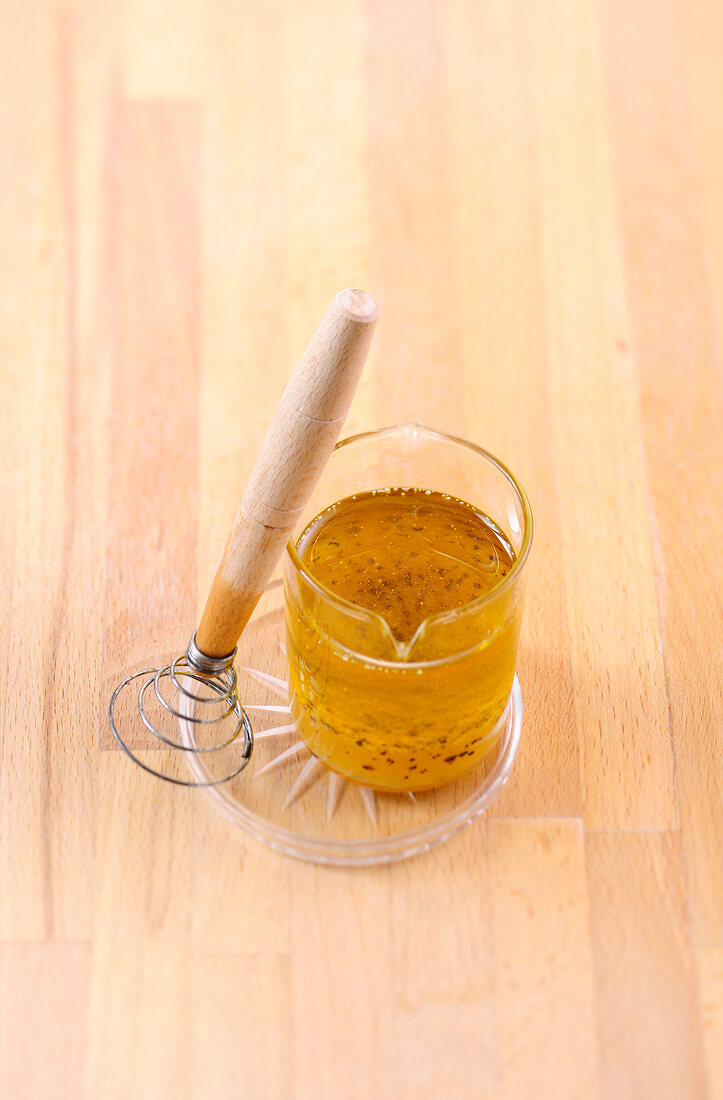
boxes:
[297,488,515,644]
[285,488,522,792]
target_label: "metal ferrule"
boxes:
[185,632,237,676]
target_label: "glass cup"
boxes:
[283,422,533,792]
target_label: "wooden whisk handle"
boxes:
[194,289,379,659]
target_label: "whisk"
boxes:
[109,289,379,786]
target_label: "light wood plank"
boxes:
[85,758,193,1098]
[524,0,677,830]
[366,0,465,432]
[284,0,375,438]
[586,831,705,1099]
[0,0,69,941]
[682,0,723,336]
[601,0,723,944]
[86,95,201,1098]
[126,0,202,98]
[488,818,600,1099]
[0,944,89,1100]
[197,0,291,608]
[698,947,723,1100]
[446,0,580,819]
[289,864,392,1100]
[390,828,496,1099]
[41,3,120,943]
[191,801,291,955]
[102,99,201,686]
[191,954,291,1100]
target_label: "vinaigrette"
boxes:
[285,487,523,791]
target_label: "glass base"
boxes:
[182,581,522,866]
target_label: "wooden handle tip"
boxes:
[335,288,380,323]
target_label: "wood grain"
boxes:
[0,0,67,943]
[602,0,723,945]
[289,862,393,1100]
[586,831,705,1099]
[0,943,90,1100]
[526,0,677,832]
[191,954,291,1099]
[698,947,723,1100]
[388,829,495,1100]
[0,1,721,1097]
[86,756,193,1096]
[102,100,201,680]
[488,819,599,1099]
[447,0,581,820]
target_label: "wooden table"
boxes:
[1,1,721,1096]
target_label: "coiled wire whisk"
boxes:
[106,289,379,788]
[108,632,253,787]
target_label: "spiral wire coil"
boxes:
[108,632,253,787]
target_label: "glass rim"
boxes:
[284,421,534,666]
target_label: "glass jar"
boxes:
[283,422,532,792]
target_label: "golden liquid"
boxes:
[285,488,522,791]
